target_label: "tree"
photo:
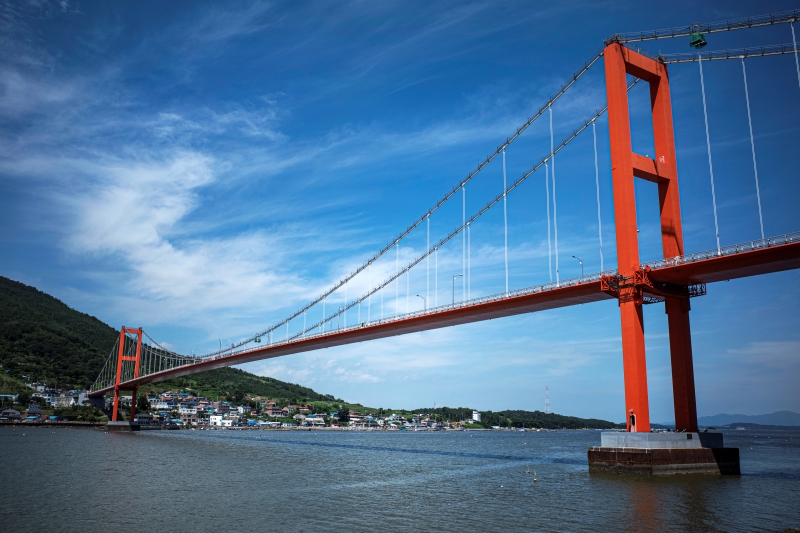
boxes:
[338,405,349,424]
[137,395,150,412]
[16,392,30,406]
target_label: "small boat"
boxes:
[735,427,746,431]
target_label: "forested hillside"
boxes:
[0,276,118,389]
[146,367,335,402]
[416,406,621,429]
[0,276,336,401]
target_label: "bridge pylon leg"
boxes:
[666,298,698,432]
[130,386,138,421]
[619,296,650,433]
[111,327,126,422]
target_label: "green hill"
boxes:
[0,276,335,401]
[484,409,620,430]
[415,406,620,430]
[0,276,118,389]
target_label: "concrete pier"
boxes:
[588,432,740,476]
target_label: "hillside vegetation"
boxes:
[0,276,118,389]
[416,406,620,430]
[146,367,336,403]
[0,276,335,401]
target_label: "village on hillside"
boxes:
[0,382,487,430]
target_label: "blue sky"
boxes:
[1,1,799,422]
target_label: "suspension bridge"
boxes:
[89,10,800,438]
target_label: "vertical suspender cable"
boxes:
[322,298,326,332]
[550,107,560,284]
[593,121,604,271]
[303,311,306,338]
[426,215,430,305]
[546,105,553,283]
[406,266,410,313]
[792,22,800,90]
[699,57,722,255]
[395,243,399,315]
[368,264,371,323]
[462,186,466,301]
[546,164,552,282]
[435,249,438,308]
[286,322,289,342]
[467,224,471,300]
[502,149,509,296]
[741,58,765,240]
[381,286,384,320]
[343,284,347,328]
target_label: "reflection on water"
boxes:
[1,427,798,533]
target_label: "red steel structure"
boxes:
[97,42,800,431]
[112,327,142,422]
[604,42,695,433]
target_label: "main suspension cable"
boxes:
[289,82,639,342]
[207,49,605,358]
[606,9,800,44]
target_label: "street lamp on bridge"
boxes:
[572,255,584,278]
[416,294,426,310]
[452,274,462,306]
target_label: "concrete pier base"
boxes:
[106,421,140,431]
[588,432,740,476]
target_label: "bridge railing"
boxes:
[640,231,800,271]
[207,230,800,363]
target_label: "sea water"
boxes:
[1,426,798,532]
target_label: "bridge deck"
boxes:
[89,234,800,396]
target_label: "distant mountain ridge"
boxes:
[697,411,800,427]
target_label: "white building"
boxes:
[209,415,232,427]
[472,411,481,422]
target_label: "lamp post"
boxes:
[219,339,228,351]
[338,307,343,329]
[416,294,426,310]
[572,255,583,278]
[452,274,462,306]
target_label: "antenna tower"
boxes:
[545,386,551,414]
